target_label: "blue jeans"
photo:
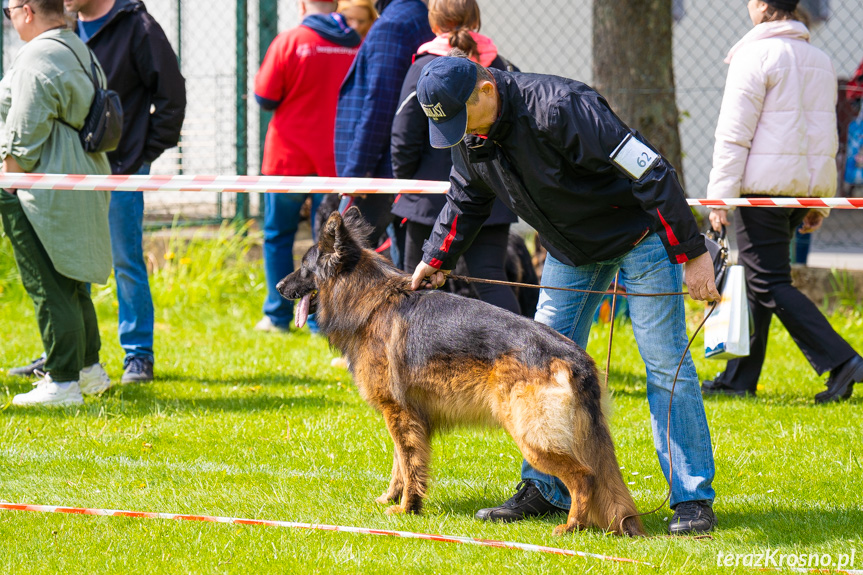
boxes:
[110,164,154,365]
[263,192,323,328]
[792,229,811,264]
[523,234,715,509]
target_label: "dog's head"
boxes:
[276,206,372,328]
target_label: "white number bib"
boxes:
[609,133,659,181]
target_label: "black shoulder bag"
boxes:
[703,225,729,291]
[46,37,123,153]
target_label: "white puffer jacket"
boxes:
[707,21,837,206]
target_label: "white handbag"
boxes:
[704,264,750,359]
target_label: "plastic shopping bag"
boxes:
[704,264,750,359]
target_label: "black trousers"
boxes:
[403,221,521,315]
[715,204,856,393]
[0,191,101,382]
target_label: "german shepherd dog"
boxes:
[277,208,644,536]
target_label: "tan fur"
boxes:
[290,212,645,536]
[335,289,644,536]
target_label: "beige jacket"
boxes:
[707,21,837,212]
[0,28,112,284]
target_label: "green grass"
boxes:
[2,227,863,574]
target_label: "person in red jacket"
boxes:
[254,0,360,332]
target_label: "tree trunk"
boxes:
[593,0,684,180]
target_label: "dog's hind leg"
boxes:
[380,404,431,515]
[521,447,594,535]
[376,448,404,504]
[551,461,594,536]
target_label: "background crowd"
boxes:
[1,0,862,535]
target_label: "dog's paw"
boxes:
[552,522,584,536]
[375,493,396,505]
[385,504,406,516]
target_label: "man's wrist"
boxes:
[422,254,443,270]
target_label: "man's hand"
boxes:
[411,261,451,291]
[685,252,720,302]
[708,208,730,233]
[798,209,824,234]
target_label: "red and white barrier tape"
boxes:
[0,173,450,195]
[0,502,650,566]
[692,197,863,209]
[1,173,862,209]
[6,503,863,573]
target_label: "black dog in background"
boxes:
[315,195,540,318]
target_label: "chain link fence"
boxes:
[1,1,861,251]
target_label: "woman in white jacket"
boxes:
[703,0,863,403]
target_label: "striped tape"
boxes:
[0,502,650,566]
[0,173,862,208]
[693,197,863,209]
[5,503,862,573]
[0,173,450,195]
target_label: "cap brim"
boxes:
[427,107,468,149]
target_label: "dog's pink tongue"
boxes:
[295,294,310,329]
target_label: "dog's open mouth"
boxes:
[295,290,318,329]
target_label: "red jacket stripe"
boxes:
[657,209,680,246]
[440,214,458,253]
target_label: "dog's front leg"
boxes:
[375,448,404,504]
[380,404,431,515]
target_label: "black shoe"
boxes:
[701,379,751,397]
[815,355,863,404]
[8,355,46,377]
[668,500,717,535]
[475,480,565,522]
[122,357,154,384]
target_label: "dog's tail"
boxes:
[588,427,645,536]
[573,366,645,537]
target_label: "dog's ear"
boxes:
[317,208,364,273]
[318,210,342,255]
[341,206,374,248]
[333,209,363,264]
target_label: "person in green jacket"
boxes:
[1,0,113,406]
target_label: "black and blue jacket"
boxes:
[73,0,186,175]
[391,53,517,227]
[422,68,706,270]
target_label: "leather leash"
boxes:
[447,274,688,297]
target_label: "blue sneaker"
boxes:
[8,355,46,377]
[122,357,154,384]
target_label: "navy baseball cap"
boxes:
[416,57,478,149]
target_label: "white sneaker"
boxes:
[79,363,112,395]
[12,373,83,406]
[254,316,289,333]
